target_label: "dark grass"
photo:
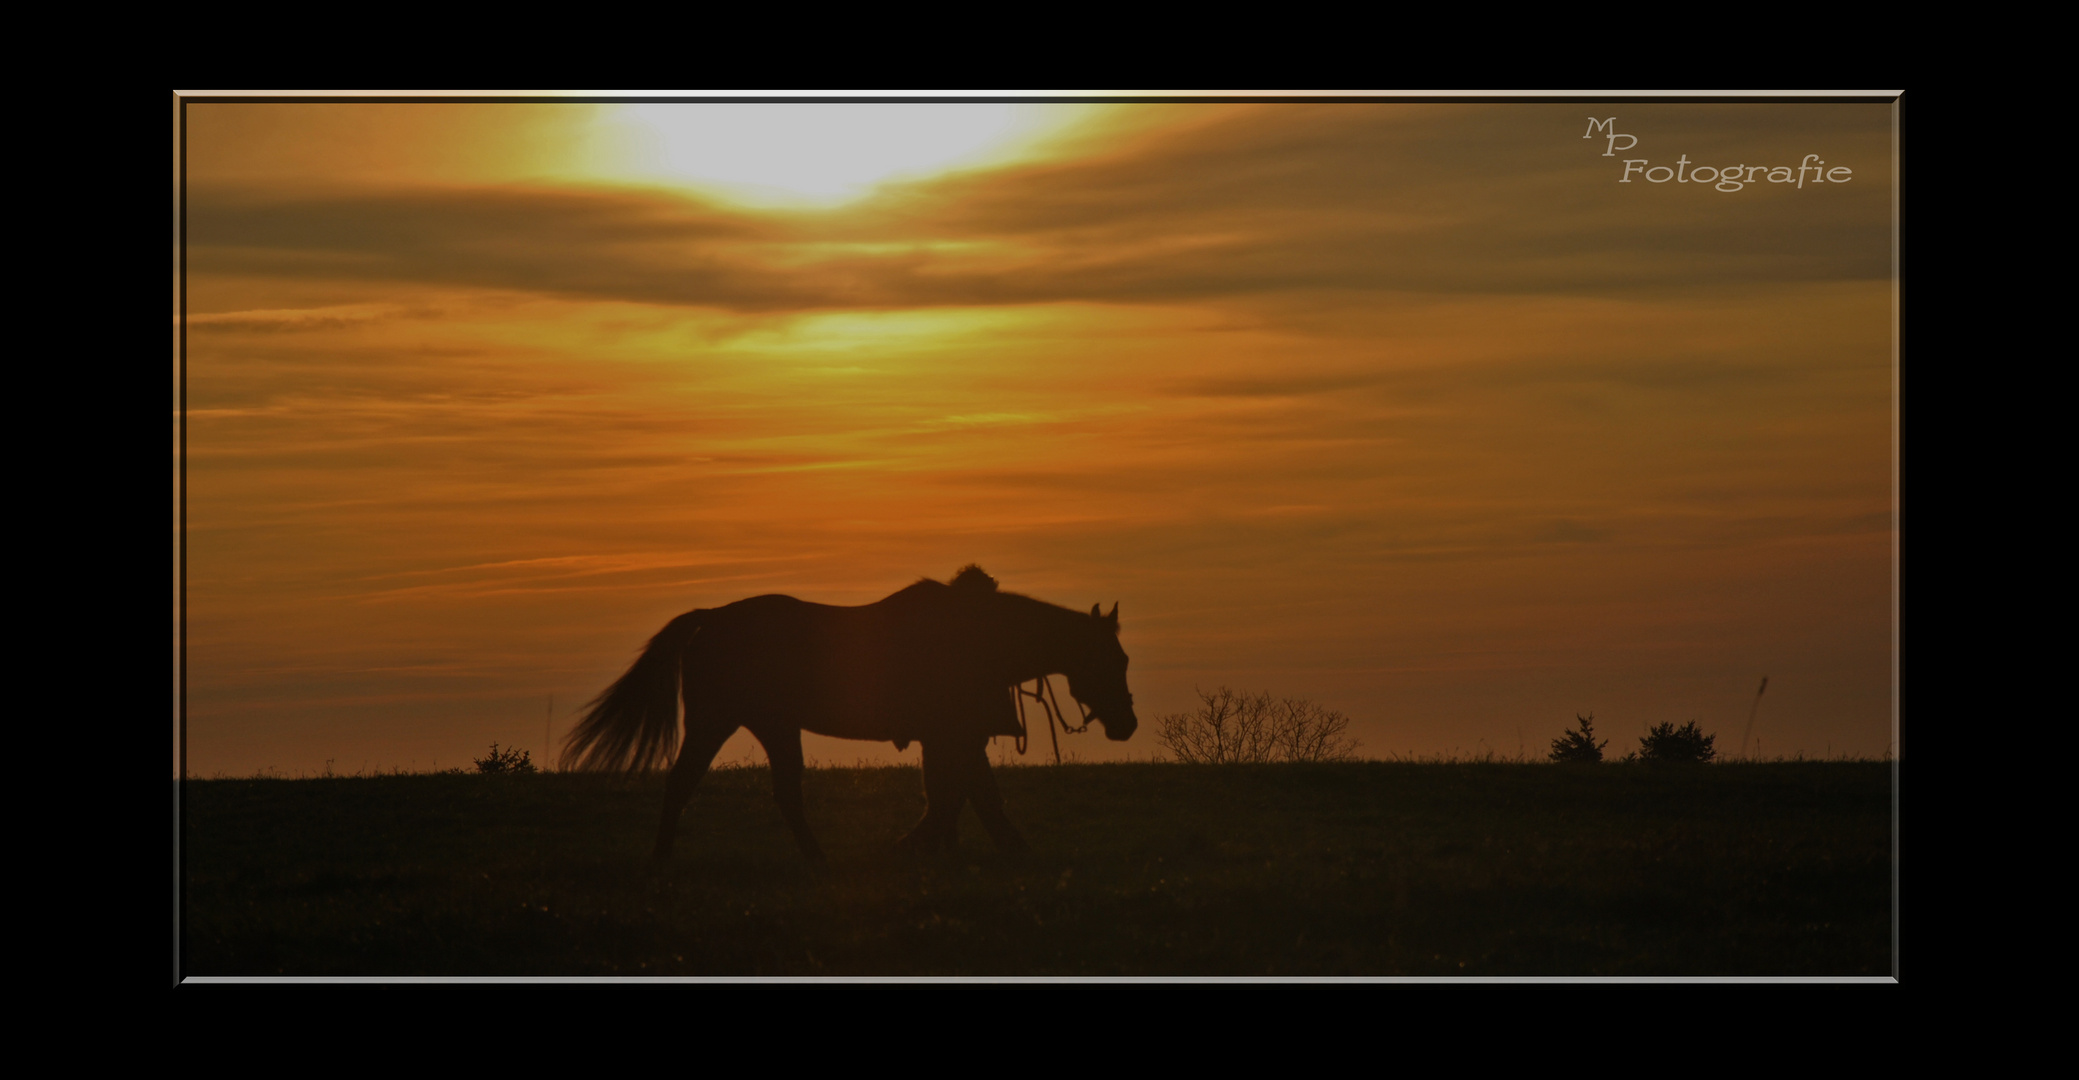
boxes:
[180,761,1891,976]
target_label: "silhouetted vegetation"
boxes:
[1156,687,1362,764]
[1638,721,1717,764]
[1549,714,1607,764]
[474,744,537,775]
[180,760,1890,976]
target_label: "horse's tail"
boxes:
[561,611,704,773]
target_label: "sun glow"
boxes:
[581,104,1099,208]
[182,100,1898,777]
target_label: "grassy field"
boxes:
[179,761,1892,977]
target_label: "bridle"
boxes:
[1011,675,1093,765]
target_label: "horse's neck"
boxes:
[998,602,1085,682]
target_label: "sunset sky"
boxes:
[178,96,1896,775]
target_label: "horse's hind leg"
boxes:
[900,737,969,855]
[752,726,827,868]
[960,740,1029,855]
[654,716,736,859]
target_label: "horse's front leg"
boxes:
[899,737,968,855]
[960,739,1029,856]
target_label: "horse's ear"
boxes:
[1106,602,1119,629]
[1090,603,1102,619]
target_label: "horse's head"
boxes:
[1067,602,1137,741]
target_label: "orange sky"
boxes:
[178,97,1896,774]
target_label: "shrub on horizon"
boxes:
[1637,720,1717,764]
[475,743,537,774]
[1549,713,1607,764]
[1156,687,1362,764]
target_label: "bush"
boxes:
[474,743,537,774]
[1157,687,1362,764]
[1549,713,1607,764]
[1637,721,1716,764]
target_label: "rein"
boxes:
[1011,676,1092,765]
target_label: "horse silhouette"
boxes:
[563,565,1137,863]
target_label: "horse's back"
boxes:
[699,585,964,648]
[683,588,1011,740]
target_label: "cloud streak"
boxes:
[188,105,1892,314]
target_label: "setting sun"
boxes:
[578,103,1100,207]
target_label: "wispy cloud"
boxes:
[187,105,1892,314]
[185,305,415,333]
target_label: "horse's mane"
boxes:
[950,564,998,592]
[896,566,1102,637]
[899,563,1000,597]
